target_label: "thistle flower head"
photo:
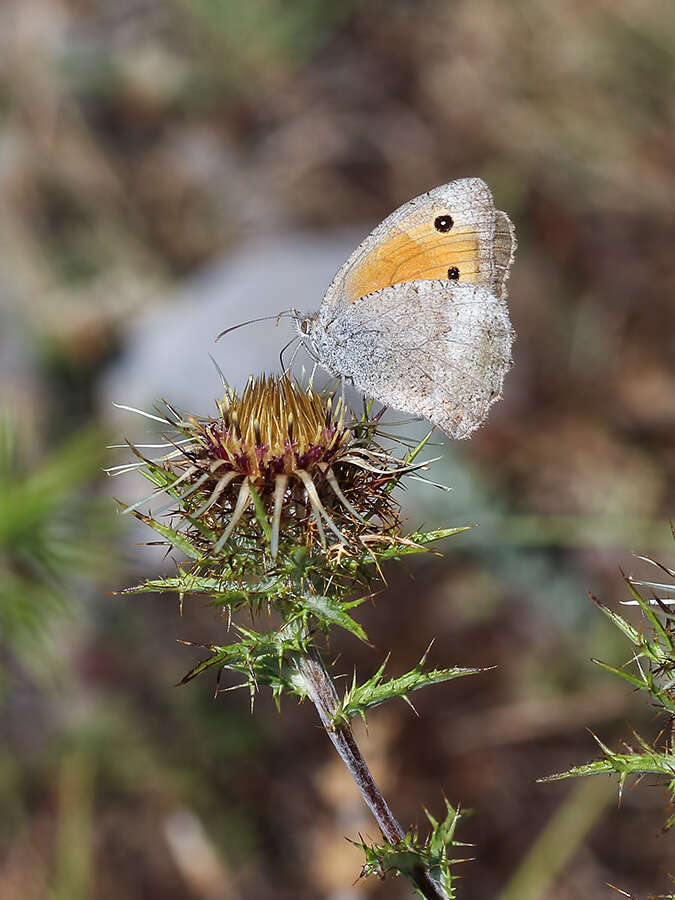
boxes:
[193,374,351,481]
[113,375,431,563]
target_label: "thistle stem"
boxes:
[298,651,447,900]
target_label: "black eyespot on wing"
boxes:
[434,215,454,232]
[447,266,460,280]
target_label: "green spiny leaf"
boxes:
[623,575,673,651]
[295,591,368,642]
[539,746,675,783]
[177,623,312,708]
[591,658,647,690]
[248,483,272,543]
[121,504,204,560]
[383,429,434,495]
[381,527,474,558]
[336,527,474,579]
[351,800,469,899]
[135,462,219,541]
[332,646,488,726]
[594,599,642,646]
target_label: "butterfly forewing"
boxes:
[321,178,513,310]
[491,210,517,299]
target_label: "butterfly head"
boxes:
[294,309,318,343]
[295,310,335,372]
[295,313,313,337]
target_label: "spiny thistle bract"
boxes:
[111,374,479,899]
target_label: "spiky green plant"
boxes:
[541,532,675,898]
[111,374,485,899]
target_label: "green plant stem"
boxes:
[298,650,447,900]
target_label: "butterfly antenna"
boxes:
[215,310,294,342]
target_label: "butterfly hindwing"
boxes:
[309,280,514,439]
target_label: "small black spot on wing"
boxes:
[447,266,460,280]
[434,214,454,232]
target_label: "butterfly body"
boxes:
[299,177,516,439]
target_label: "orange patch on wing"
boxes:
[345,221,481,303]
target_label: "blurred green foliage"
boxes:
[0,421,113,664]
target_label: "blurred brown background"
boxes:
[1,1,674,898]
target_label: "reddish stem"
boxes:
[298,651,446,900]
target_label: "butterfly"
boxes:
[297,177,516,439]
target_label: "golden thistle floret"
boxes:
[187,375,361,554]
[197,374,351,479]
[115,376,418,559]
